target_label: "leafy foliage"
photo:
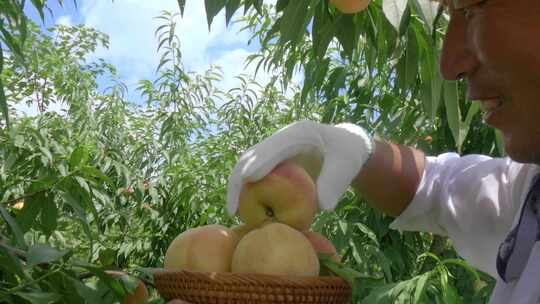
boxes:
[0,0,504,303]
[1,0,76,127]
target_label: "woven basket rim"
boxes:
[154,268,350,283]
[154,268,353,303]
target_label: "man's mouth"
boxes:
[477,98,504,124]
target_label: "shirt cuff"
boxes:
[389,155,448,236]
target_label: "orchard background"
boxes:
[0,0,503,303]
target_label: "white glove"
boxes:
[226,120,373,215]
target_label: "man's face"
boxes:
[439,0,540,163]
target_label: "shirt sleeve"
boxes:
[389,152,538,277]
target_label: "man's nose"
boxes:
[439,16,479,80]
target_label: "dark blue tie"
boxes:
[497,174,540,283]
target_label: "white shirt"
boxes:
[389,153,540,302]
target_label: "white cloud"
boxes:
[13,100,67,117]
[16,0,302,119]
[78,0,266,100]
[213,48,272,92]
[56,15,73,27]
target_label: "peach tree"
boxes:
[0,0,502,303]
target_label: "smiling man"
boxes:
[441,0,540,164]
[226,0,540,303]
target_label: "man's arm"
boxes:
[352,139,425,217]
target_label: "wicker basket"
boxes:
[154,269,352,304]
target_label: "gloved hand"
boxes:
[227,120,373,215]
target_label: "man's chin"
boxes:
[504,136,540,165]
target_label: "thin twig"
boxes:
[1,189,48,206]
[0,237,27,261]
[7,269,60,293]
[78,270,156,288]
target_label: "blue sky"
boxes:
[22,0,274,107]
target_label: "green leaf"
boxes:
[338,219,349,235]
[444,81,461,151]
[177,0,186,15]
[61,190,85,218]
[252,0,264,14]
[335,15,358,58]
[15,292,62,304]
[0,204,26,249]
[382,0,407,32]
[0,78,8,128]
[38,146,54,164]
[156,58,171,73]
[413,273,430,303]
[0,26,23,58]
[463,102,481,126]
[0,244,27,278]
[70,146,88,169]
[398,6,412,36]
[117,273,139,294]
[405,29,419,85]
[442,284,461,304]
[68,277,104,303]
[244,0,264,14]
[442,258,480,282]
[30,0,46,21]
[397,28,418,92]
[279,0,310,44]
[225,0,241,25]
[204,0,227,30]
[276,0,290,12]
[80,166,113,184]
[354,222,379,246]
[361,280,408,303]
[27,244,68,267]
[0,43,8,127]
[40,200,58,236]
[411,0,440,33]
[28,176,57,193]
[75,263,127,298]
[16,193,44,233]
[98,248,116,266]
[61,190,92,242]
[419,36,443,121]
[459,102,481,145]
[74,176,91,194]
[312,0,334,58]
[318,254,365,287]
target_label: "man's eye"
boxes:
[462,7,473,18]
[455,0,487,18]
[453,0,485,9]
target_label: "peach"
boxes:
[13,200,24,210]
[105,271,148,304]
[164,224,240,272]
[303,230,340,262]
[330,0,371,14]
[238,161,317,231]
[231,223,320,277]
[231,224,255,240]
